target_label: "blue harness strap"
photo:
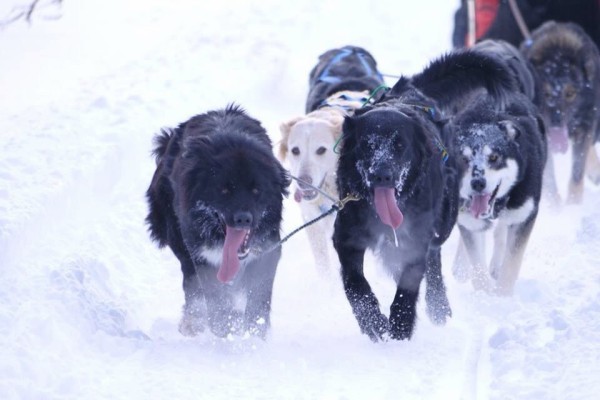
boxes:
[317,47,383,83]
[356,51,384,82]
[317,48,353,83]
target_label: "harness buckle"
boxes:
[334,194,361,210]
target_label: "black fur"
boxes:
[305,45,384,113]
[448,94,547,216]
[448,40,547,218]
[444,93,547,293]
[471,39,537,101]
[145,104,289,338]
[333,49,521,341]
[334,99,457,341]
[387,49,518,114]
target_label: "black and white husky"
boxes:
[445,94,547,295]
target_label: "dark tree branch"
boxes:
[1,0,63,28]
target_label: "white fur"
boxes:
[279,91,367,275]
[454,144,536,295]
[459,158,519,200]
[194,246,256,273]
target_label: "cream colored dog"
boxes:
[279,90,368,275]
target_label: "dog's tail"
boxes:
[408,50,518,111]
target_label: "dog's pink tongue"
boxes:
[218,226,248,283]
[470,194,491,218]
[374,187,404,229]
[294,189,302,203]
[548,126,569,154]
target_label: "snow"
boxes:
[1,0,600,399]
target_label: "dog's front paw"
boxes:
[178,313,205,337]
[472,273,494,293]
[425,292,452,326]
[245,316,269,339]
[452,243,471,283]
[388,313,415,340]
[452,260,471,283]
[208,311,244,338]
[357,312,390,342]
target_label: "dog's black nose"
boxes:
[471,177,486,192]
[233,211,253,228]
[370,168,394,187]
[297,175,313,190]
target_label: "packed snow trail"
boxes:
[1,1,600,399]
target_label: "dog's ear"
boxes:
[337,115,357,153]
[278,162,292,197]
[181,135,212,159]
[342,115,355,136]
[535,114,546,137]
[330,115,344,140]
[278,117,302,160]
[498,120,520,140]
[582,54,597,84]
[320,112,345,139]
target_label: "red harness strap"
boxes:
[466,0,500,47]
[475,0,500,40]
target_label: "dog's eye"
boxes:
[564,87,576,101]
[291,147,300,156]
[488,153,499,163]
[543,86,554,100]
[461,155,470,165]
[316,146,326,155]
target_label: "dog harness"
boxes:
[317,47,384,84]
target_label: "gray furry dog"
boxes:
[521,21,600,204]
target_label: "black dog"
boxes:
[471,39,537,101]
[333,50,516,341]
[305,45,385,113]
[445,93,547,295]
[145,105,289,339]
[520,21,600,204]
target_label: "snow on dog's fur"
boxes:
[146,104,289,339]
[333,49,518,341]
[445,94,547,296]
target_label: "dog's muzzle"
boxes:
[294,174,325,202]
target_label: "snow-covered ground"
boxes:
[1,1,599,399]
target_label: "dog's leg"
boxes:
[179,260,206,336]
[389,257,426,340]
[585,143,600,184]
[542,152,562,206]
[170,238,206,336]
[243,249,280,339]
[458,225,492,292]
[452,237,471,283]
[489,222,508,280]
[196,267,238,338]
[334,239,388,341]
[305,220,331,276]
[567,133,593,204]
[425,246,452,325]
[494,217,536,296]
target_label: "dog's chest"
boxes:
[197,246,256,269]
[458,197,535,231]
